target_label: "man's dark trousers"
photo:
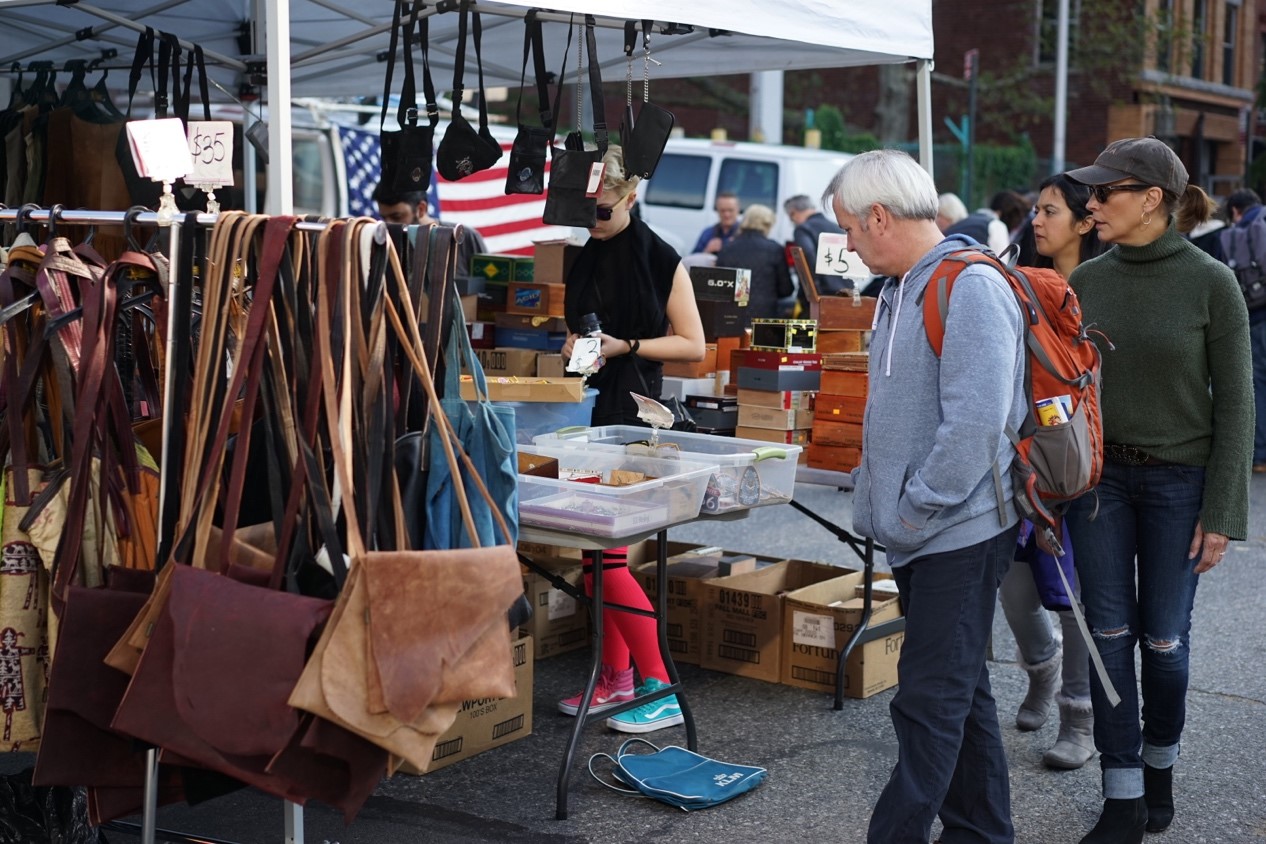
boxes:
[867,527,1017,844]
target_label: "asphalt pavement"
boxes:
[6,478,1264,843]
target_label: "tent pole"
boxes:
[265,0,294,215]
[72,2,248,70]
[917,58,933,178]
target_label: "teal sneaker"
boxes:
[605,678,685,733]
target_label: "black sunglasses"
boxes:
[1089,183,1152,204]
[596,204,618,221]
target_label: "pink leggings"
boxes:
[582,547,668,684]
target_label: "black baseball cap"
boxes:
[1067,136,1188,196]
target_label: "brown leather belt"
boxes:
[1104,443,1169,466]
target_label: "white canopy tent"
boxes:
[0,0,935,211]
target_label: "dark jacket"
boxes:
[717,231,794,321]
[793,212,851,298]
[943,211,994,245]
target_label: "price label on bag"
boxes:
[816,232,871,280]
[186,121,235,186]
[125,118,194,182]
[792,610,835,648]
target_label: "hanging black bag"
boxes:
[622,20,675,180]
[542,17,607,229]
[436,3,504,181]
[379,0,439,194]
[504,12,553,195]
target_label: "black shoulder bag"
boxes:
[379,0,439,194]
[622,21,675,180]
[436,2,503,181]
[542,16,607,229]
[504,12,553,195]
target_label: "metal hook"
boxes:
[47,204,64,241]
[15,203,40,237]
[124,206,148,253]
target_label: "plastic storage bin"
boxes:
[516,445,717,538]
[474,389,598,444]
[533,426,801,513]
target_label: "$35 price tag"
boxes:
[186,121,234,186]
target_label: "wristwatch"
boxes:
[628,338,640,355]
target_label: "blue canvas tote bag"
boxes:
[589,738,767,811]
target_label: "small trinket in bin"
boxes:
[630,392,675,448]
[567,312,605,377]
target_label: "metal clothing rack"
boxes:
[0,205,313,844]
[790,466,904,710]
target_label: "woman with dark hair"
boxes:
[998,172,1107,772]
[1065,138,1252,843]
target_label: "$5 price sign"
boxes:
[186,121,234,186]
[815,232,871,279]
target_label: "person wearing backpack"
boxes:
[1218,189,1266,474]
[825,149,1027,844]
[998,173,1108,771]
[1065,138,1252,844]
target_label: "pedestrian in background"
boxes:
[936,192,969,232]
[784,194,850,301]
[691,191,741,255]
[717,203,794,320]
[1066,137,1252,843]
[827,149,1026,844]
[1218,189,1266,473]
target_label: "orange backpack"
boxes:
[922,248,1106,554]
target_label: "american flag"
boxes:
[336,125,566,255]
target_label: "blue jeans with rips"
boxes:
[1065,461,1205,800]
[867,526,1017,844]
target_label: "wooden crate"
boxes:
[807,442,862,472]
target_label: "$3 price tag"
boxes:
[186,121,234,186]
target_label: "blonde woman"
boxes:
[716,203,794,320]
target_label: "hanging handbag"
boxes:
[436,3,504,181]
[504,12,553,195]
[378,0,439,194]
[589,737,768,811]
[542,17,607,229]
[622,21,675,180]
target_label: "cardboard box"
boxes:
[520,559,590,659]
[696,298,748,340]
[736,367,822,392]
[700,560,848,683]
[781,573,904,698]
[532,239,584,285]
[814,294,878,330]
[807,442,861,472]
[494,313,570,333]
[506,281,566,317]
[470,253,528,284]
[689,265,752,305]
[467,321,495,349]
[737,388,814,411]
[814,393,866,424]
[460,377,588,403]
[662,374,728,402]
[735,426,811,446]
[811,419,863,447]
[816,330,866,354]
[737,405,814,431]
[413,635,535,773]
[494,327,567,351]
[663,344,719,378]
[535,352,565,378]
[473,348,539,377]
[517,540,582,561]
[819,370,868,397]
[632,557,723,665]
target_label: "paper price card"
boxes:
[548,587,577,621]
[816,232,872,279]
[187,121,235,186]
[125,118,193,182]
[792,610,835,648]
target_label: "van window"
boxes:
[718,158,779,210]
[292,134,331,215]
[643,154,710,209]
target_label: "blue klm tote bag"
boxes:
[588,738,767,811]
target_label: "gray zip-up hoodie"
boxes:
[852,237,1027,566]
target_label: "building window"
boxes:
[1037,0,1081,66]
[1155,0,1173,72]
[1223,1,1239,86]
[1191,0,1207,79]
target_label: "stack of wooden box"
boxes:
[732,348,820,455]
[808,352,868,471]
[657,266,751,404]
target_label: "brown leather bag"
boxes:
[287,222,524,773]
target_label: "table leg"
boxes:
[653,529,696,750]
[555,547,605,820]
[834,537,875,710]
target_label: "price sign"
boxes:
[125,118,193,182]
[815,232,871,279]
[186,121,235,186]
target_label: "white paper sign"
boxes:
[816,232,871,279]
[548,587,577,621]
[125,118,193,182]
[792,610,835,648]
[186,120,235,186]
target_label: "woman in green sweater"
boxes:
[1064,137,1252,844]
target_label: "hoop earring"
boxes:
[1141,211,1153,227]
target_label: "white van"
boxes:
[636,139,853,254]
